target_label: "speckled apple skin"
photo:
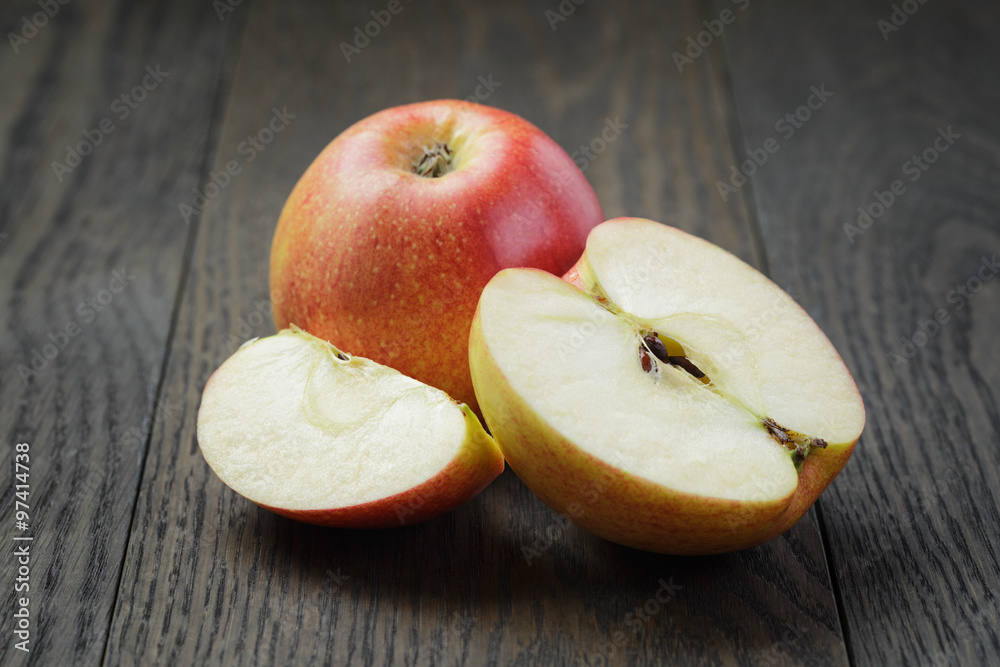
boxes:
[270,100,603,413]
[756,439,856,544]
[208,404,504,529]
[469,267,861,556]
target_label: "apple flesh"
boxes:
[469,218,865,555]
[270,100,604,413]
[197,328,504,528]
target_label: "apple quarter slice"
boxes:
[197,327,504,527]
[470,218,865,555]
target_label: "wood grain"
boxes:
[104,2,846,665]
[718,0,1000,664]
[0,1,233,665]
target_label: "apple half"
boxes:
[469,218,865,555]
[197,327,504,527]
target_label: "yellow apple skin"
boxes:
[470,261,863,555]
[257,406,504,529]
[470,306,785,555]
[270,100,603,413]
[562,227,863,550]
[754,439,857,543]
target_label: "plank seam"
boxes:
[814,502,856,667]
[97,5,253,665]
[710,0,854,663]
[712,15,772,278]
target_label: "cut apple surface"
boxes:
[197,328,503,528]
[469,218,865,555]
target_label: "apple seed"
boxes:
[643,334,670,362]
[639,346,654,373]
[667,355,706,379]
[642,332,706,380]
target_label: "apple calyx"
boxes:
[762,417,828,467]
[414,142,453,177]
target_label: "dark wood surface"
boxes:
[1,1,996,665]
[721,2,1000,665]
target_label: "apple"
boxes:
[270,99,604,413]
[196,327,504,528]
[469,218,865,555]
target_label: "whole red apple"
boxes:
[270,100,603,411]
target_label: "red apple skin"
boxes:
[196,331,505,529]
[270,100,603,413]
[755,439,857,543]
[259,417,505,529]
[199,356,505,528]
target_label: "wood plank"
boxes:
[0,0,235,664]
[106,1,847,664]
[718,0,1000,664]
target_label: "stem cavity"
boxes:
[414,142,453,178]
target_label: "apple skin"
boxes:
[270,100,603,413]
[199,349,504,529]
[257,405,504,529]
[469,291,788,555]
[561,231,863,551]
[470,262,862,555]
[754,439,856,543]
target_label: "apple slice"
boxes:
[469,218,865,555]
[197,327,504,527]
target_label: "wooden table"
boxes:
[2,1,998,665]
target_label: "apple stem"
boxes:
[415,142,453,177]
